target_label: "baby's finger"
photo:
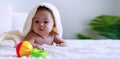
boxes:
[38,46,44,50]
[61,43,67,47]
[56,44,63,47]
[56,44,59,46]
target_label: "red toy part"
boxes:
[16,41,33,57]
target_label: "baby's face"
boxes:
[32,9,54,36]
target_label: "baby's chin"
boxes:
[36,31,49,35]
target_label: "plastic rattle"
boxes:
[16,41,48,58]
[16,41,33,57]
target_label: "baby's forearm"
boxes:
[31,43,43,49]
[32,43,39,48]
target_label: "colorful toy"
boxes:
[16,41,48,58]
[16,41,33,57]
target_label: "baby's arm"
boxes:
[25,32,43,50]
[54,35,67,47]
[28,38,43,50]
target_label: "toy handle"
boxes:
[30,48,48,58]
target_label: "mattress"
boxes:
[0,39,120,59]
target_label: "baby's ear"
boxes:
[52,24,57,32]
[52,27,57,33]
[53,24,56,27]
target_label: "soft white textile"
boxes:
[0,40,120,59]
[0,30,24,47]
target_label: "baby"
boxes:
[24,3,67,49]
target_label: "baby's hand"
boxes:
[56,43,67,47]
[37,45,44,50]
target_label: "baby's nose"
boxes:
[39,23,44,26]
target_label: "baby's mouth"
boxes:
[39,28,43,31]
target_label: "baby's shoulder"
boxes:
[50,32,60,40]
[26,32,38,39]
[28,32,36,37]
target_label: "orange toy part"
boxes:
[16,41,33,57]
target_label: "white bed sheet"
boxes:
[0,39,120,59]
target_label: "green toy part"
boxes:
[30,48,48,58]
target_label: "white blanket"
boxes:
[0,40,120,59]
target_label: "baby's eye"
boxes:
[44,21,49,24]
[35,20,39,23]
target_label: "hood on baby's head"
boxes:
[23,2,63,38]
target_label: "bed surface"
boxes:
[0,39,120,59]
